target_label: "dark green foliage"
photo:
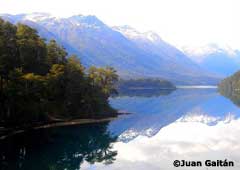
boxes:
[47,39,67,66]
[0,19,118,127]
[0,20,18,82]
[16,24,48,75]
[218,71,240,107]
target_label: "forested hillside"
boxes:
[0,19,118,127]
[218,71,240,107]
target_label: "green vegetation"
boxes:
[218,71,240,107]
[0,19,118,128]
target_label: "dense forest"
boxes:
[218,71,240,107]
[0,19,118,128]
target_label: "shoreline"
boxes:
[0,112,130,140]
[176,85,218,89]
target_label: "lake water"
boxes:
[1,88,240,170]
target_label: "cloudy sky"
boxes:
[0,0,239,50]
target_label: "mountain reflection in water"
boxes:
[108,88,240,142]
[1,88,240,170]
[83,115,240,170]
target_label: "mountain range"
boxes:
[0,13,222,85]
[183,44,240,77]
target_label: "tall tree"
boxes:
[88,66,118,97]
[16,24,47,75]
[0,19,18,121]
[0,19,18,84]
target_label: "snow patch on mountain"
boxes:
[68,15,106,29]
[113,25,162,43]
[22,12,55,22]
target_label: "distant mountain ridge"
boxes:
[0,13,221,85]
[182,44,240,77]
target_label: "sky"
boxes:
[0,0,239,50]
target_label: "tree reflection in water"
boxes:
[113,88,175,97]
[0,122,117,170]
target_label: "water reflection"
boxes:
[0,123,117,170]
[82,115,240,170]
[1,88,240,170]
[219,85,240,107]
[81,88,240,169]
[109,88,239,142]
[115,88,175,97]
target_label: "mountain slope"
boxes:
[114,26,215,75]
[0,13,221,85]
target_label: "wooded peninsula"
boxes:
[0,19,119,129]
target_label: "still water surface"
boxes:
[1,88,240,170]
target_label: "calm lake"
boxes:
[1,88,240,170]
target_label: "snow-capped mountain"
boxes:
[182,44,238,62]
[68,15,107,29]
[182,44,240,76]
[0,13,221,84]
[114,25,221,82]
[113,25,196,61]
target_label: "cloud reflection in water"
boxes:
[82,114,240,170]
